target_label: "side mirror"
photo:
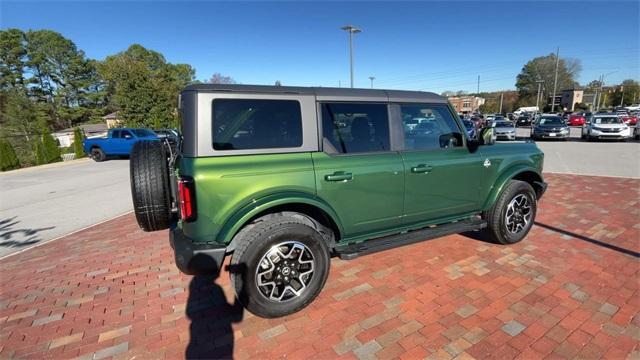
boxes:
[439,133,461,149]
[480,127,496,145]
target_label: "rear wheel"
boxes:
[482,180,537,245]
[130,140,172,231]
[90,147,106,162]
[230,214,330,318]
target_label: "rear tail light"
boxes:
[178,178,196,222]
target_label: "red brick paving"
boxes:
[0,173,639,359]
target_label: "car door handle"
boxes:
[324,172,353,182]
[411,164,432,173]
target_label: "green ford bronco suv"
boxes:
[129,84,546,318]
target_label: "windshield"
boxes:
[463,120,474,129]
[538,117,564,125]
[593,117,623,124]
[494,121,514,127]
[132,129,155,137]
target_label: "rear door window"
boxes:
[212,99,303,150]
[321,103,390,154]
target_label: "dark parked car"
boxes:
[516,115,531,126]
[531,115,569,140]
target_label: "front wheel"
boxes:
[482,180,537,245]
[230,214,330,318]
[90,147,106,162]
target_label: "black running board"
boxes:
[335,218,487,260]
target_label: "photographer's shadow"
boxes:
[185,267,244,359]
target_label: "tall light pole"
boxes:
[550,47,560,113]
[341,25,361,88]
[535,79,544,113]
[499,93,504,114]
[369,76,375,88]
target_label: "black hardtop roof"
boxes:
[182,83,446,103]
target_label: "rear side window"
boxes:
[212,99,303,150]
[321,103,390,154]
[401,104,462,151]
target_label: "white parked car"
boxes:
[581,114,631,141]
[493,120,516,140]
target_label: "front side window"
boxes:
[212,99,302,150]
[401,104,463,151]
[321,103,390,154]
[132,129,154,137]
[121,130,133,139]
[112,130,121,138]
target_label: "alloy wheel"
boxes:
[255,241,315,302]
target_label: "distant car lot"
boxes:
[0,159,131,258]
[506,127,640,178]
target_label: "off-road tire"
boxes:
[90,147,106,162]
[482,180,537,245]
[230,213,330,318]
[130,140,172,231]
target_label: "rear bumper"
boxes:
[170,227,226,275]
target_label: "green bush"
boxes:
[0,139,21,171]
[34,139,46,165]
[41,128,61,164]
[73,127,85,158]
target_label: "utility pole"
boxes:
[597,74,604,110]
[369,76,375,89]
[499,93,504,114]
[535,79,544,113]
[477,75,480,94]
[620,86,624,107]
[550,47,560,113]
[341,25,361,88]
[338,80,341,88]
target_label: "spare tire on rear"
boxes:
[130,140,172,231]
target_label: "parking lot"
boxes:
[0,159,132,259]
[0,173,638,359]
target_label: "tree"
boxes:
[23,30,102,129]
[0,29,27,90]
[41,126,61,164]
[608,79,640,107]
[99,44,195,129]
[73,127,85,158]
[209,73,236,84]
[515,53,581,105]
[275,80,282,86]
[0,139,20,171]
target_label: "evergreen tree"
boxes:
[0,139,20,171]
[73,127,85,158]
[33,138,45,165]
[41,127,61,163]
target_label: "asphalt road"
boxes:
[512,127,640,178]
[0,159,132,258]
[0,132,637,258]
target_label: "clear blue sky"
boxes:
[2,1,638,93]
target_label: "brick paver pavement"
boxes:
[1,174,638,359]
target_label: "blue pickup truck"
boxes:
[83,128,158,162]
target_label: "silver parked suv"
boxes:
[581,114,631,141]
